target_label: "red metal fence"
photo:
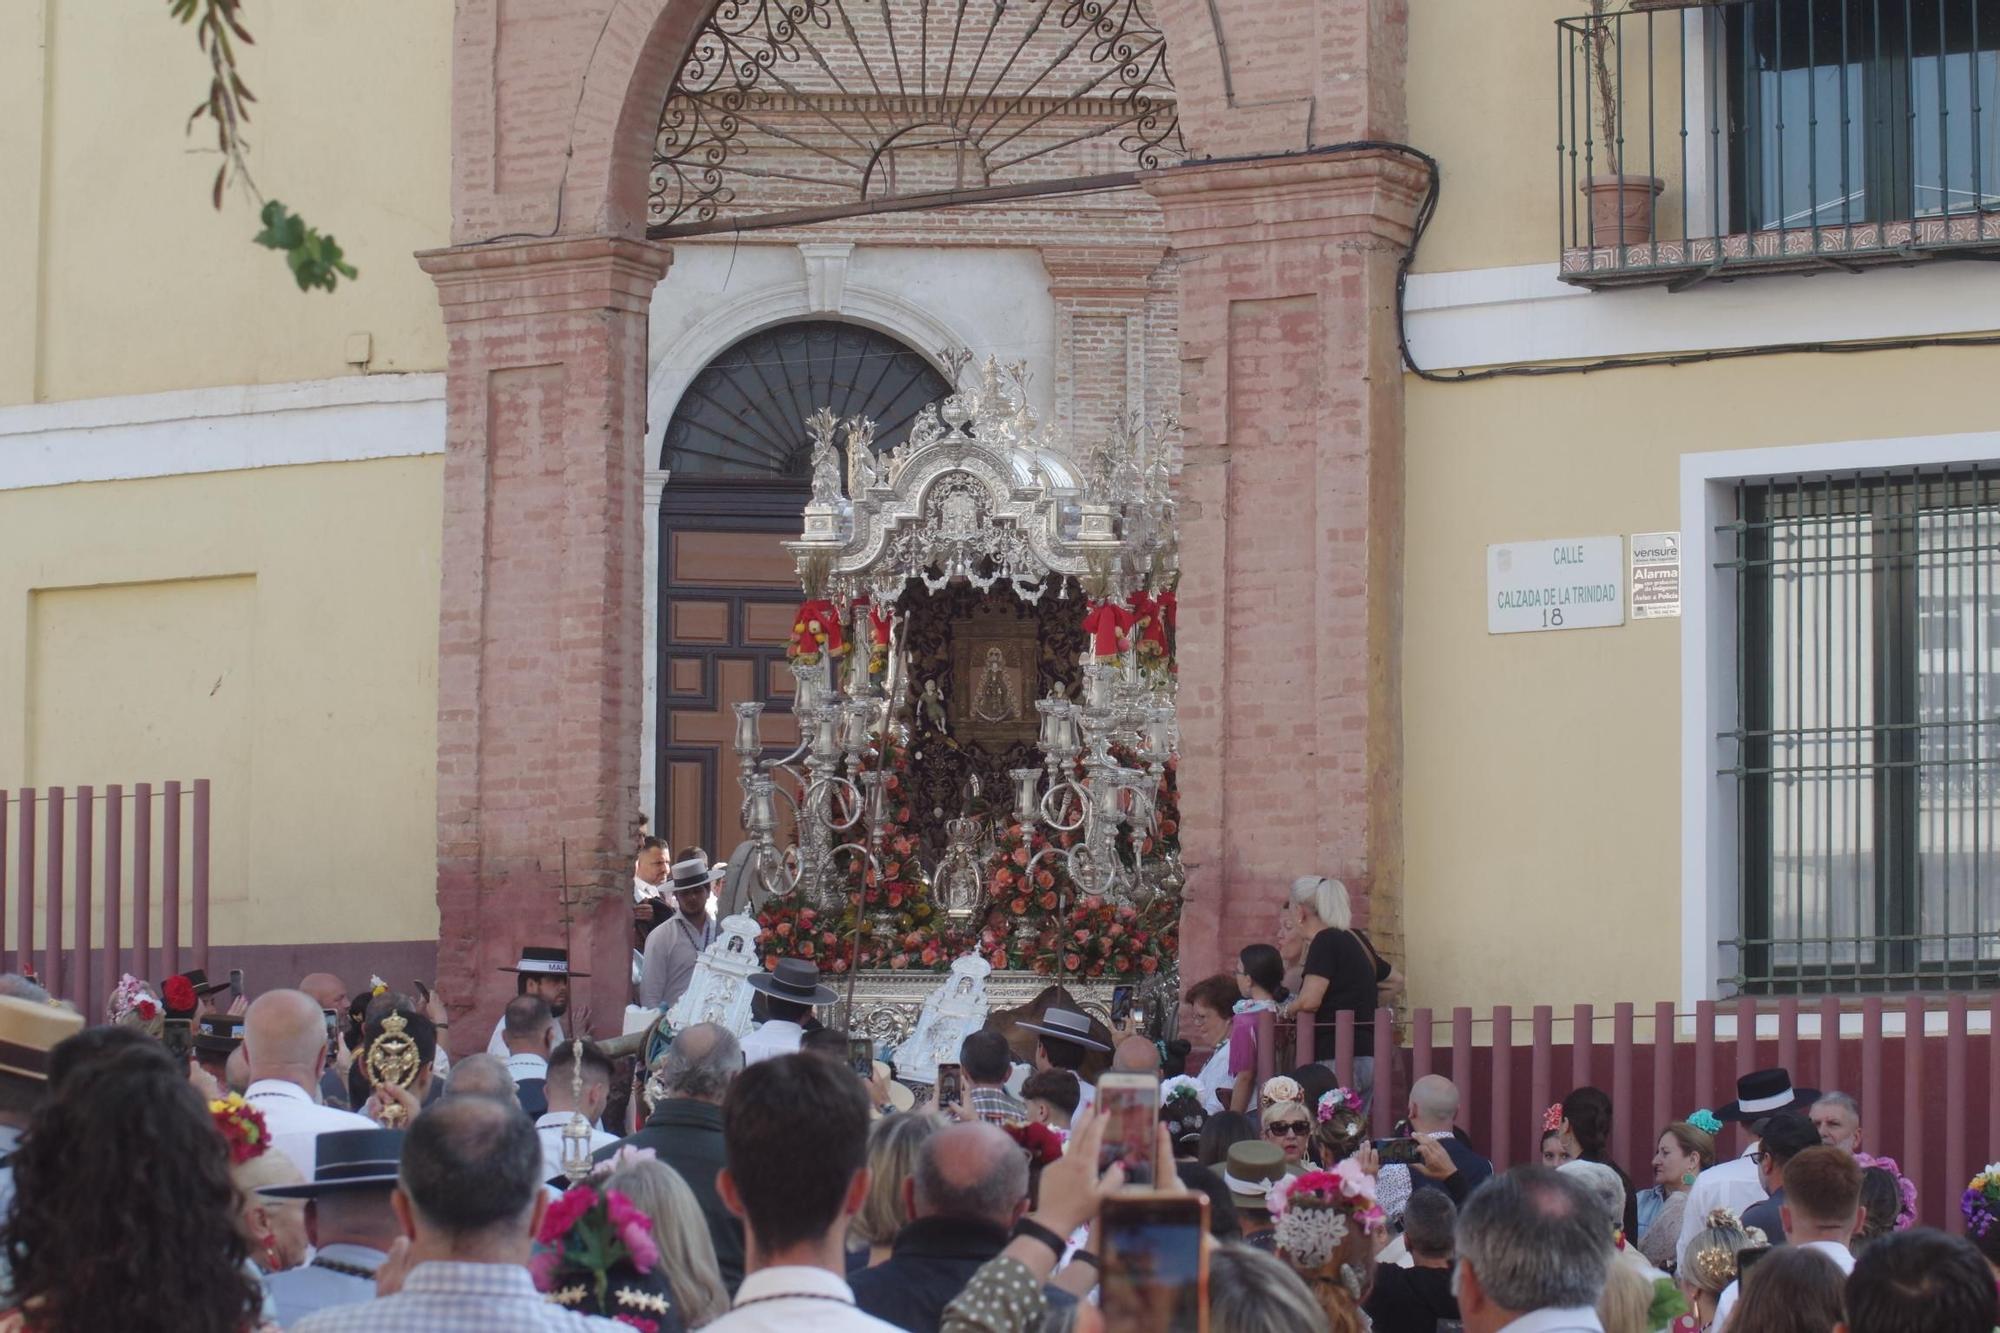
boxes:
[1254,999,1995,1235]
[0,782,211,1022]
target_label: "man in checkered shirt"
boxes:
[958,1030,1029,1124]
[292,1096,628,1331]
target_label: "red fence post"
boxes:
[1334,1010,1355,1093]
[42,788,62,997]
[192,778,210,974]
[1990,997,2000,1162]
[1860,998,1885,1162]
[1817,996,1841,1095]
[1413,1009,1434,1087]
[1946,996,1968,1234]
[1451,1007,1474,1140]
[134,784,151,982]
[1651,1002,1674,1148]
[1901,994,1924,1220]
[1256,1010,1277,1091]
[74,787,93,1021]
[1612,1003,1635,1171]
[1735,996,1757,1084]
[1375,1006,1399,1137]
[162,781,181,978]
[1531,1006,1554,1149]
[104,787,122,992]
[1295,1008,1314,1067]
[15,790,34,977]
[0,790,8,963]
[1694,1000,1716,1120]
[1492,1005,1513,1171]
[1572,1003,1594,1090]
[1777,998,1800,1086]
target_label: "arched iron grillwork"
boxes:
[648,0,1182,231]
[661,321,951,479]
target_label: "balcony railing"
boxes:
[1556,0,2000,288]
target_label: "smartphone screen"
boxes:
[323,1008,339,1055]
[1110,984,1136,1026]
[1375,1136,1423,1166]
[162,1018,194,1062]
[936,1062,963,1107]
[1101,1194,1209,1333]
[847,1036,875,1080]
[228,968,245,998]
[1096,1072,1160,1186]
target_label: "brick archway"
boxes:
[424,0,1421,1049]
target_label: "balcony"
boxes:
[1556,0,2000,289]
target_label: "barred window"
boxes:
[1723,465,2000,992]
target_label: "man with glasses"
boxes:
[1739,1112,1824,1245]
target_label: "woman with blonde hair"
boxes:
[605,1152,731,1327]
[1679,1209,1765,1330]
[850,1110,943,1265]
[1276,876,1400,1110]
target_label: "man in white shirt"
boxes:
[1676,1068,1823,1271]
[499,995,557,1116]
[739,958,837,1065]
[1454,1166,1613,1333]
[485,948,579,1057]
[534,1041,618,1182]
[260,1127,406,1326]
[704,1054,900,1333]
[633,836,670,904]
[1711,1146,1863,1331]
[1018,1008,1111,1117]
[639,851,726,1012]
[244,989,377,1176]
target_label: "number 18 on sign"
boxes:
[1487,537,1625,634]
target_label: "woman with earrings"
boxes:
[1637,1115,1719,1272]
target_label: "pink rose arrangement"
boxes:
[532,1184,661,1310]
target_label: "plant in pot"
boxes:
[1582,0,1663,247]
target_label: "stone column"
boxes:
[640,467,669,827]
[1142,150,1427,988]
[417,235,673,1052]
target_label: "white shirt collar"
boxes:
[735,1265,857,1306]
[1800,1239,1858,1272]
[1499,1307,1605,1332]
[315,1242,389,1267]
[245,1079,316,1105]
[753,1020,803,1037]
[506,1053,549,1077]
[534,1110,601,1131]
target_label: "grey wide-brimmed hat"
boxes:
[258,1129,406,1198]
[1223,1141,1289,1213]
[1016,1007,1111,1054]
[746,957,838,1006]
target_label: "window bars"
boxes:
[1719,465,2000,992]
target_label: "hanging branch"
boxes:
[169,0,359,292]
[1585,0,1623,177]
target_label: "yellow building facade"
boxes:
[3,0,1995,1010]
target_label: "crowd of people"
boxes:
[0,866,1986,1333]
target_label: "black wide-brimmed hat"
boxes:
[746,957,837,1006]
[499,946,590,979]
[1716,1067,1821,1123]
[258,1128,406,1198]
[668,851,728,894]
[194,1011,245,1057]
[1017,1007,1112,1054]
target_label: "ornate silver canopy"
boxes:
[789,356,1176,605]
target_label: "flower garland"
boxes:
[209,1093,271,1165]
[1316,1088,1363,1122]
[1856,1153,1918,1231]
[1961,1162,2000,1237]
[1269,1162,1385,1269]
[531,1184,661,1311]
[108,973,161,1026]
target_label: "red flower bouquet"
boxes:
[209,1094,271,1165]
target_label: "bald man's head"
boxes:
[245,989,330,1084]
[298,973,348,1014]
[1112,1036,1161,1075]
[912,1121,1029,1229]
[1410,1075,1461,1131]
[444,1054,521,1109]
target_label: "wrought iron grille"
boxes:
[1555,0,2000,286]
[648,0,1182,232]
[660,320,951,478]
[1720,465,2000,992]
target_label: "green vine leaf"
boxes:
[254,200,359,294]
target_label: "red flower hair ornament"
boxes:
[1001,1120,1065,1167]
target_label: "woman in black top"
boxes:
[1277,875,1401,1110]
[1560,1085,1640,1239]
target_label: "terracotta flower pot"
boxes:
[1584,173,1664,245]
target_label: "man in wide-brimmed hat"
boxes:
[484,946,588,1058]
[1676,1066,1822,1271]
[1016,1007,1111,1117]
[1223,1140,1288,1250]
[639,849,727,1014]
[740,958,836,1065]
[259,1128,405,1325]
